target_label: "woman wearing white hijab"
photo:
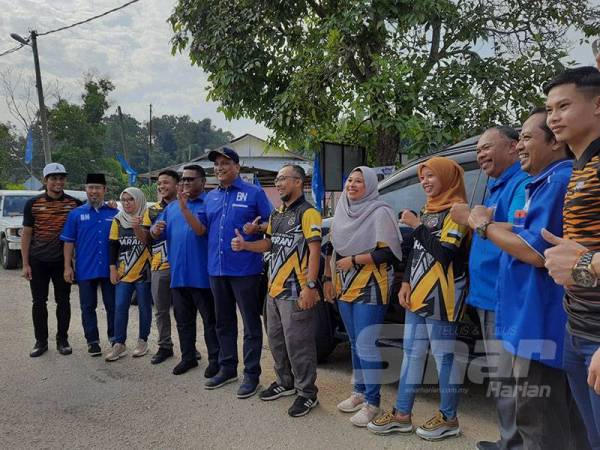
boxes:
[105,187,152,362]
[324,166,403,427]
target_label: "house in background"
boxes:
[139,133,313,206]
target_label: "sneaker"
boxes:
[172,359,198,375]
[204,370,238,390]
[87,342,102,357]
[30,341,48,358]
[151,347,174,365]
[337,392,365,413]
[415,411,460,441]
[288,395,319,418]
[57,340,72,355]
[350,404,380,427]
[259,382,297,401]
[105,343,127,362]
[367,409,413,435]
[237,377,260,399]
[132,339,148,358]
[204,361,220,379]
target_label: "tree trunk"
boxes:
[374,126,399,166]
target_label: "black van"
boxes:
[313,134,489,362]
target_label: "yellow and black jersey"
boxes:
[109,217,151,283]
[333,242,397,305]
[266,196,322,300]
[563,137,600,341]
[142,200,169,271]
[405,210,470,322]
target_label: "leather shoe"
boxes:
[57,340,72,355]
[237,377,259,399]
[204,361,220,379]
[30,341,48,358]
[151,348,174,365]
[477,441,500,450]
[172,359,198,375]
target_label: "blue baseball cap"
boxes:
[208,147,239,164]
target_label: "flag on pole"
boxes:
[24,128,33,165]
[116,153,138,185]
[311,151,324,212]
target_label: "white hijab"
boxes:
[115,187,147,229]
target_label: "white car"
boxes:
[0,189,87,269]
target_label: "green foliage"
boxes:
[170,0,600,164]
[139,183,158,203]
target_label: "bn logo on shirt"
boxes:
[236,192,248,202]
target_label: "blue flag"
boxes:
[116,154,138,185]
[24,128,33,165]
[311,151,324,212]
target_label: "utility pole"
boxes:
[11,30,51,164]
[148,104,152,184]
[117,106,127,161]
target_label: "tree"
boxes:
[170,0,600,165]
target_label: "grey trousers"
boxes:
[151,269,173,350]
[478,308,521,450]
[266,296,318,398]
[495,348,591,450]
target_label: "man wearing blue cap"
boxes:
[201,147,272,398]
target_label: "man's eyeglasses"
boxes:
[181,176,201,183]
[274,176,301,183]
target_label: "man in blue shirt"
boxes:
[450,126,528,450]
[61,173,118,357]
[201,147,272,398]
[151,165,220,377]
[468,109,588,450]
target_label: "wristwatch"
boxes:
[306,280,318,289]
[572,251,598,288]
[476,220,492,240]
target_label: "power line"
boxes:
[37,0,140,36]
[0,44,25,57]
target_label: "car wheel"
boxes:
[1,237,20,270]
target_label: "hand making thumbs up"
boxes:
[243,216,262,234]
[231,228,246,251]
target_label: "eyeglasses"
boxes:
[121,197,135,203]
[181,176,201,183]
[274,176,301,183]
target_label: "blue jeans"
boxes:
[563,331,600,450]
[395,310,460,419]
[337,301,387,406]
[114,281,152,344]
[77,278,115,344]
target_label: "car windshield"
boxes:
[380,162,486,215]
[2,195,34,217]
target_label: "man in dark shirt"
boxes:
[21,163,82,357]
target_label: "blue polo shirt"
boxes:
[60,203,118,281]
[467,162,530,311]
[203,177,272,277]
[161,194,210,289]
[496,159,572,369]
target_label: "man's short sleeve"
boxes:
[109,218,119,241]
[507,177,529,224]
[22,197,35,227]
[266,215,273,238]
[301,208,322,243]
[440,216,468,248]
[256,189,273,221]
[60,209,78,242]
[142,209,152,228]
[517,180,567,257]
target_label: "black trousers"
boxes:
[171,287,219,364]
[29,258,72,343]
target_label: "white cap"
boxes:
[42,163,67,178]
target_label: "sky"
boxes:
[0,0,598,139]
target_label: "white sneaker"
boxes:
[350,404,381,427]
[337,392,366,413]
[105,343,127,361]
[132,339,148,358]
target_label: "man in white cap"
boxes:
[22,163,82,357]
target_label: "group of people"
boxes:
[20,65,600,449]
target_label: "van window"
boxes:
[379,162,486,214]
